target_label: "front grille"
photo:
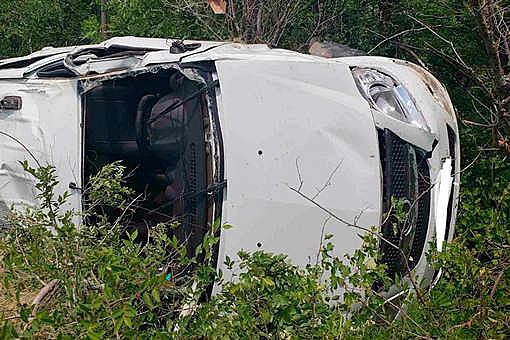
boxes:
[378,129,429,278]
[408,155,431,269]
[390,137,411,200]
[379,131,409,277]
[187,142,198,226]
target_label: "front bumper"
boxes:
[338,56,460,285]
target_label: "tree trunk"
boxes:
[101,0,108,41]
[469,0,510,143]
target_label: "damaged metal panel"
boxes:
[0,79,81,216]
[0,46,74,69]
[370,108,436,151]
[78,63,206,94]
[339,55,460,285]
[214,59,382,286]
[141,43,324,66]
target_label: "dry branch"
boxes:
[31,279,59,316]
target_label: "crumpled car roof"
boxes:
[0,37,339,79]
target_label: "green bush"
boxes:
[177,228,392,339]
[0,162,396,338]
[0,162,214,338]
[358,151,510,339]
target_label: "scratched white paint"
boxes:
[0,79,81,220]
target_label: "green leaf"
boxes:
[152,288,161,304]
[129,229,138,242]
[143,292,153,309]
[87,331,103,340]
[114,317,123,334]
[123,315,132,329]
[111,308,124,319]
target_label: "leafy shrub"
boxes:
[358,152,510,339]
[0,162,395,338]
[0,162,213,338]
[176,229,391,339]
[2,156,508,339]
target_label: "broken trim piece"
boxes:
[371,109,436,151]
[435,157,452,251]
[78,63,206,94]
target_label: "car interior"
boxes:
[82,66,222,258]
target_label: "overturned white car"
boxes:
[0,37,459,292]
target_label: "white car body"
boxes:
[0,37,459,292]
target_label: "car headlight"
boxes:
[352,68,430,131]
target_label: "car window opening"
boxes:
[82,66,222,259]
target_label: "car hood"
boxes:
[214,58,382,279]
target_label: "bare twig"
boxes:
[316,215,332,265]
[0,130,41,167]
[31,279,59,317]
[368,27,427,54]
[408,15,470,70]
[289,159,426,303]
[489,269,505,299]
[312,160,343,200]
[295,157,304,192]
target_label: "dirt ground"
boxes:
[0,265,39,321]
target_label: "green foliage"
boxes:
[0,1,509,338]
[0,163,210,338]
[87,161,135,210]
[0,0,93,58]
[0,163,395,338]
[355,149,510,339]
[177,229,391,339]
[85,0,212,44]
